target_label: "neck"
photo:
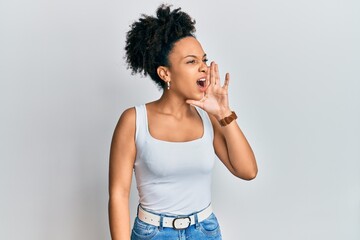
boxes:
[154,90,194,117]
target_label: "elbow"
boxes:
[242,169,258,181]
[233,167,258,181]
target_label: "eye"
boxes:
[186,59,196,64]
[203,58,208,63]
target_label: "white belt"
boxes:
[137,204,213,230]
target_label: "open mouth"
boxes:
[196,78,206,88]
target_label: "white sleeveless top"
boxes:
[134,104,216,215]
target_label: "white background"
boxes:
[1,0,359,239]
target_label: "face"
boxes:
[164,37,209,100]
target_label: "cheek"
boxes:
[172,74,193,91]
[170,67,194,86]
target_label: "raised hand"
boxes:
[186,61,232,120]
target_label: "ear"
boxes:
[157,66,170,82]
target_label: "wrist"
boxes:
[215,108,233,121]
[218,111,237,127]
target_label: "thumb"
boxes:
[186,99,204,109]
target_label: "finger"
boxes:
[206,65,211,87]
[215,63,220,85]
[210,62,216,86]
[186,99,204,109]
[223,73,230,90]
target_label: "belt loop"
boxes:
[194,213,200,229]
[159,214,164,231]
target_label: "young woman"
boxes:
[108,4,258,240]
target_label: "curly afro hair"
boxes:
[125,4,196,90]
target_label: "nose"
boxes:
[199,61,208,73]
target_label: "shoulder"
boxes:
[119,107,136,126]
[113,107,136,139]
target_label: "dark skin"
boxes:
[109,36,257,240]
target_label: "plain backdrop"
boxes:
[1,0,359,239]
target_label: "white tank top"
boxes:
[134,104,216,215]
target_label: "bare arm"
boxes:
[186,61,257,180]
[210,114,257,180]
[108,108,136,239]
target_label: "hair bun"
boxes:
[156,4,172,23]
[125,4,196,89]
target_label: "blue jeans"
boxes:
[131,213,222,240]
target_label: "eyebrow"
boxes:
[183,53,207,59]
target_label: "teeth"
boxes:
[198,78,206,82]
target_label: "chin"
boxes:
[193,92,205,100]
[184,90,205,101]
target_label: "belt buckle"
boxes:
[172,216,191,230]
